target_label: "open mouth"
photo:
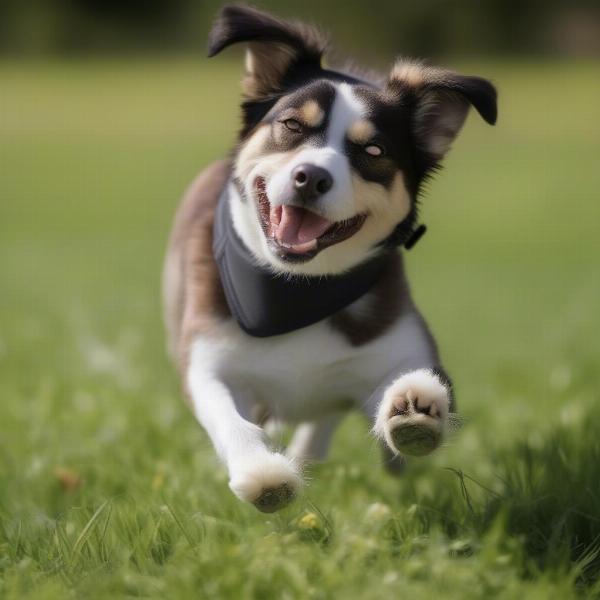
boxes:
[255,177,367,262]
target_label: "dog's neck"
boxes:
[213,183,399,337]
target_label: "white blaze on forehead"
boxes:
[326,83,368,149]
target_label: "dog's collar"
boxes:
[213,183,423,337]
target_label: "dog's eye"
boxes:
[283,119,302,132]
[364,144,384,157]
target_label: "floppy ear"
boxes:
[388,61,497,162]
[208,5,327,100]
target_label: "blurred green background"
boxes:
[2,0,600,58]
[1,2,600,599]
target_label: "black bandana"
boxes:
[213,183,423,337]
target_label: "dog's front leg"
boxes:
[370,368,453,459]
[362,314,455,462]
[187,351,301,512]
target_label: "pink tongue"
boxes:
[275,206,332,245]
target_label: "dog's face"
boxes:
[209,6,497,275]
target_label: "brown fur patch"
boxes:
[390,61,428,87]
[299,100,325,127]
[244,43,297,98]
[389,60,453,93]
[162,160,231,373]
[347,119,376,144]
[329,252,410,346]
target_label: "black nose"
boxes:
[291,164,333,201]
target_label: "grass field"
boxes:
[1,58,600,599]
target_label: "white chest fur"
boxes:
[189,309,435,423]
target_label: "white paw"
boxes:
[229,453,302,513]
[374,369,450,457]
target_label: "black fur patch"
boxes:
[386,72,497,180]
[207,5,325,64]
[350,86,419,195]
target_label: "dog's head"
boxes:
[209,5,497,275]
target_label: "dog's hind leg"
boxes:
[187,343,302,513]
[286,414,343,463]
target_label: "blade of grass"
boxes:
[165,503,197,554]
[70,500,110,568]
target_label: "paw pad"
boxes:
[389,421,442,456]
[376,370,450,458]
[253,482,295,513]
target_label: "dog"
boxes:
[163,5,497,512]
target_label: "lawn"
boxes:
[1,57,600,599]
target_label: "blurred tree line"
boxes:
[1,0,599,58]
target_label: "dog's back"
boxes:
[162,160,230,365]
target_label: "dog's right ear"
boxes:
[208,5,327,99]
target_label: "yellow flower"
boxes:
[298,512,320,530]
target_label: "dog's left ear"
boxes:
[208,5,326,100]
[387,61,497,163]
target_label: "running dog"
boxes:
[163,5,497,512]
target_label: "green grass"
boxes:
[1,57,600,599]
